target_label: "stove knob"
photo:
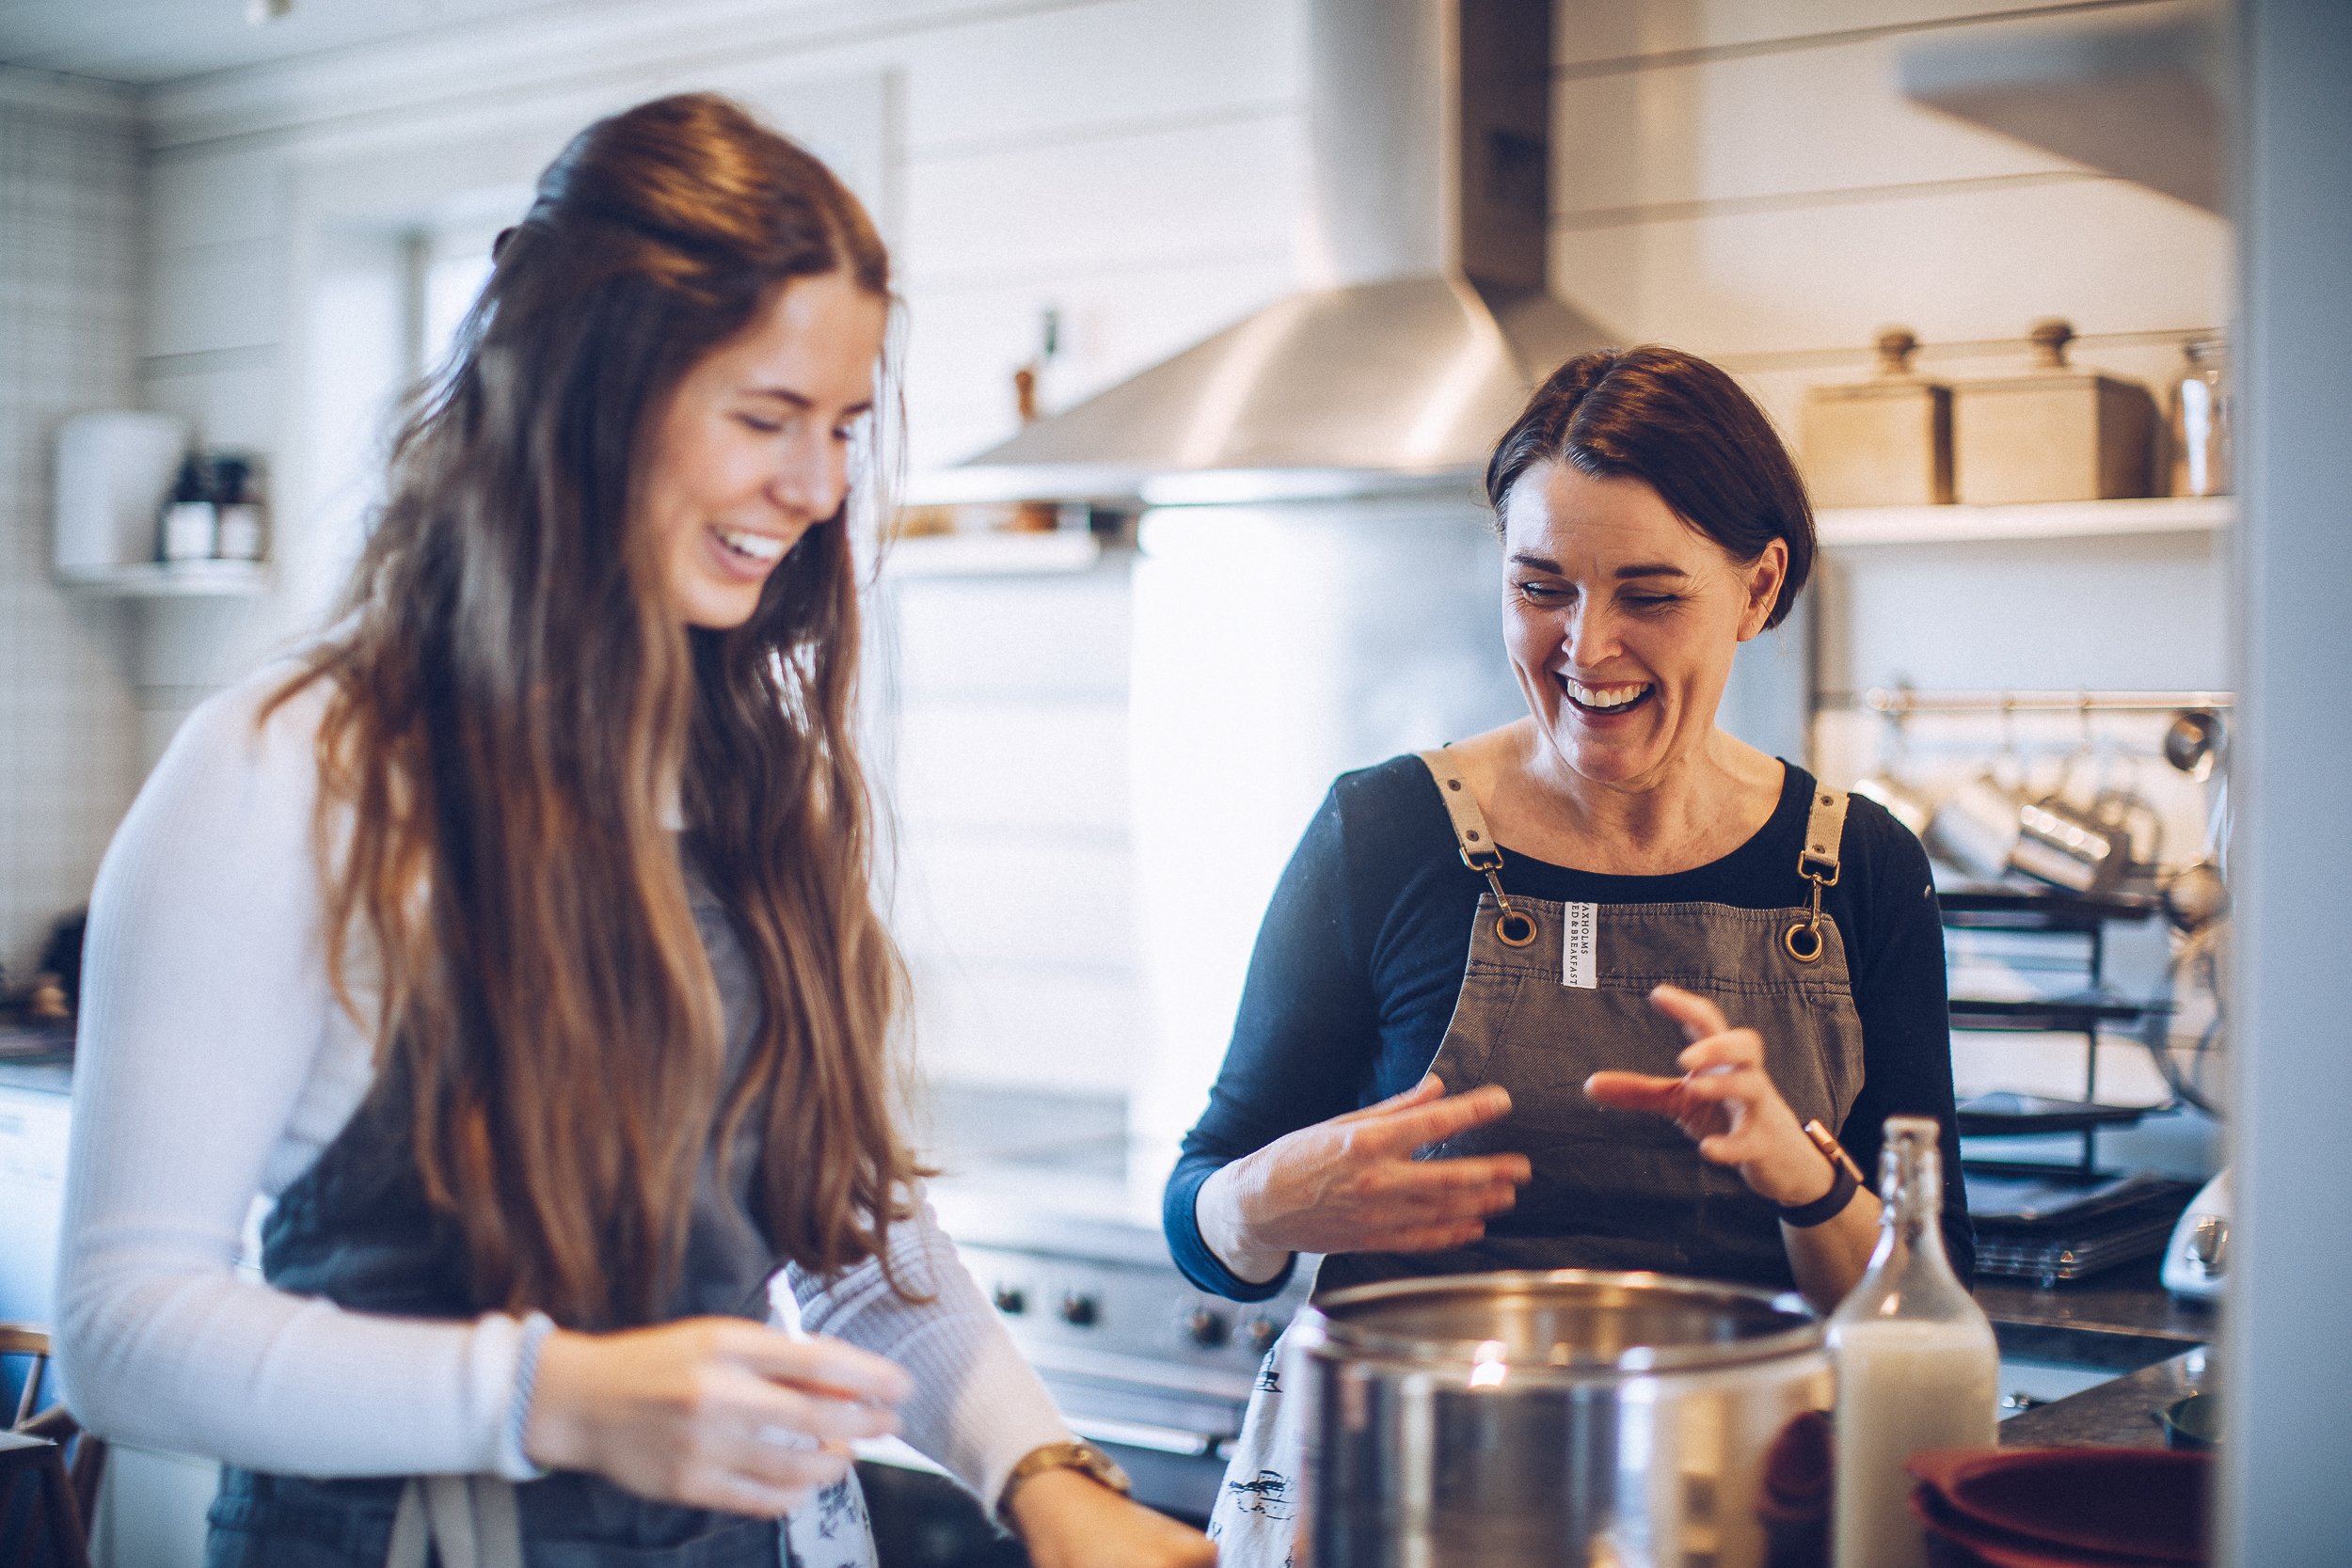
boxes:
[992,1284,1026,1316]
[1244,1316,1280,1355]
[1058,1292,1101,1328]
[1185,1307,1230,1349]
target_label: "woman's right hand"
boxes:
[524,1317,912,1517]
[1197,1075,1532,1282]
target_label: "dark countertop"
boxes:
[1972,1256,2217,1451]
[0,1022,75,1096]
[0,1055,72,1096]
[2000,1346,2212,1449]
[1977,1255,2217,1367]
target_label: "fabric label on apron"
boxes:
[1561,902,1597,989]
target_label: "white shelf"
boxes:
[55,561,272,598]
[879,531,1104,578]
[1817,496,2232,547]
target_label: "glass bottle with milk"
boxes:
[1827,1115,1998,1568]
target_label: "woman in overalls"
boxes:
[1165,346,1974,1562]
[56,94,1209,1568]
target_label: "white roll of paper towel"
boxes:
[54,410,190,576]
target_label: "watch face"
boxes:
[1000,1442,1135,1523]
[1080,1447,1135,1495]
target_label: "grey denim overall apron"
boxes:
[1206,753,1868,1566]
[203,867,877,1568]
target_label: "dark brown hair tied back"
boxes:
[1485,345,1816,629]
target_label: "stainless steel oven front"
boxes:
[950,1219,1315,1522]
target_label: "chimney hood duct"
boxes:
[945,0,1610,499]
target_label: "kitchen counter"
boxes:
[1977,1257,2217,1386]
[1977,1256,2217,1360]
[0,1022,73,1096]
[1999,1345,2211,1449]
[1972,1257,2217,1451]
[0,1058,72,1095]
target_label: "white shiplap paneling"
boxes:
[1554,174,2226,360]
[1554,24,2085,216]
[1550,0,2142,69]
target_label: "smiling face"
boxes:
[1502,459,1787,793]
[637,269,889,630]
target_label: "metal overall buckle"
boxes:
[1785,849,1839,963]
[1460,845,1538,948]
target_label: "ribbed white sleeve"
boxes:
[787,1205,1073,1510]
[55,665,535,1479]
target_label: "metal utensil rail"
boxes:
[1831,688,2235,715]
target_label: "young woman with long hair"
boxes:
[56,93,1212,1568]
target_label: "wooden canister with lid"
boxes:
[1951,319,2158,504]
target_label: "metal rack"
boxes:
[1938,886,2165,1172]
[1837,688,2234,1176]
[1840,688,2233,717]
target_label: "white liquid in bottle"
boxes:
[1828,1117,1999,1568]
[1832,1321,1998,1568]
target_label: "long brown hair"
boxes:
[272,93,920,1328]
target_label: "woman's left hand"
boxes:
[1003,1467,1217,1568]
[1581,984,1835,1209]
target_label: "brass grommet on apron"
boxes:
[1420,750,1539,946]
[1469,844,1538,948]
[1785,788,1851,964]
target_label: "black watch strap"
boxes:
[1777,1159,1860,1228]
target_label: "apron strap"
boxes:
[387,1476,524,1568]
[1416,750,1537,948]
[1800,784,1851,884]
[1787,784,1851,963]
[1417,749,1502,865]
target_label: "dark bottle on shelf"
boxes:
[212,454,266,562]
[158,452,216,562]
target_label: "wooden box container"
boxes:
[1952,320,2157,504]
[1801,328,1952,507]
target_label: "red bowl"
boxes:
[1907,1448,2209,1565]
[1912,1482,2186,1568]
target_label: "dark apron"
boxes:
[205,870,864,1568]
[1205,752,1867,1564]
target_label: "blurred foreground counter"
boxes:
[1978,1257,2217,1450]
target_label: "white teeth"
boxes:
[716,528,785,562]
[1565,678,1650,710]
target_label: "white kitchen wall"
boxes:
[3,0,2229,1101]
[1544,0,2233,690]
[878,558,1141,1093]
[88,0,1308,1097]
[0,68,142,981]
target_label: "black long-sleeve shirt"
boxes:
[1163,755,1975,1301]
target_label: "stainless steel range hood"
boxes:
[947,0,1609,499]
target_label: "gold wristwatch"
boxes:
[996,1440,1134,1524]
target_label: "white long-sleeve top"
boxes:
[54,660,1070,1507]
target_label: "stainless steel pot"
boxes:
[1293,1270,1831,1568]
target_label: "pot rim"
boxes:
[1292,1268,1824,1377]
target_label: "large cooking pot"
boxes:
[1292,1270,1831,1568]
